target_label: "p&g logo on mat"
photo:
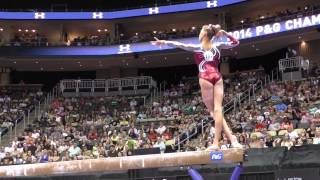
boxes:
[210,152,223,161]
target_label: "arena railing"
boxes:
[59,76,156,97]
[279,56,304,71]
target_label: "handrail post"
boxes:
[23,112,26,129]
[15,120,17,137]
[27,110,30,124]
[201,119,204,134]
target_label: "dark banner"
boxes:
[275,168,320,180]
[281,145,320,168]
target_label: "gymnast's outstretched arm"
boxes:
[151,37,200,52]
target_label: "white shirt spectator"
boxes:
[4,146,14,153]
[0,151,5,159]
[156,125,166,135]
[32,132,40,139]
[257,115,264,122]
[162,106,168,113]
[37,91,43,96]
[288,131,299,140]
[221,144,230,150]
[313,137,320,144]
[130,99,137,107]
[209,126,215,137]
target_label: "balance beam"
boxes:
[0,148,244,177]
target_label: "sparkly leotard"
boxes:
[194,46,222,85]
[165,34,239,85]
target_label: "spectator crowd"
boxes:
[0,70,319,166]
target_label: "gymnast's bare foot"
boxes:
[206,143,220,151]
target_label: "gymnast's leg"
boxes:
[199,78,221,149]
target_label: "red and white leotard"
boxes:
[165,34,239,85]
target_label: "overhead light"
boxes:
[120,33,124,37]
[25,29,29,32]
[0,28,3,31]
[260,16,265,19]
[172,28,176,32]
[31,29,36,33]
[301,40,306,46]
[97,29,101,32]
[135,33,138,36]
[153,31,157,34]
[18,29,22,32]
[304,6,308,10]
[104,29,108,32]
[240,20,244,24]
[191,26,196,30]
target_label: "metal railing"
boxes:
[279,56,304,71]
[60,76,156,96]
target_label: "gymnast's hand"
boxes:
[150,37,166,46]
[216,29,229,37]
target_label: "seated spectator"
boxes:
[148,129,158,142]
[281,134,294,149]
[156,122,166,135]
[153,137,166,153]
[162,128,173,141]
[313,130,320,144]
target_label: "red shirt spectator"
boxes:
[162,129,173,140]
[148,129,158,142]
[88,130,98,140]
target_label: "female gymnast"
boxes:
[151,24,242,150]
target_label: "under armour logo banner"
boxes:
[207,0,218,8]
[149,7,159,15]
[118,44,132,54]
[92,12,103,19]
[34,12,45,19]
